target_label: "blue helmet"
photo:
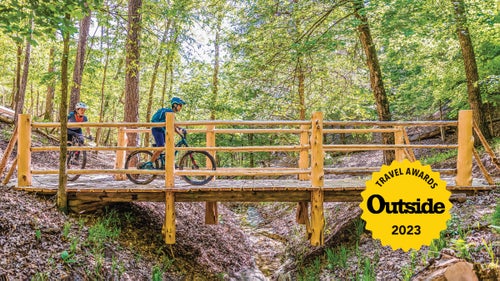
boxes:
[170,97,186,106]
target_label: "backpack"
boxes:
[151,108,169,122]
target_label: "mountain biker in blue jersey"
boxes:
[147,97,186,168]
[67,102,92,144]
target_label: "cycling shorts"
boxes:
[152,127,165,147]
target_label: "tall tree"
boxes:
[210,9,222,120]
[43,47,56,120]
[58,13,71,212]
[124,0,142,147]
[70,9,92,111]
[13,17,34,124]
[451,0,491,139]
[353,0,394,164]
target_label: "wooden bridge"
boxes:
[2,110,498,246]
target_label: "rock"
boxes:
[412,253,479,281]
[228,267,267,281]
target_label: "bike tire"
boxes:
[179,150,216,185]
[67,149,86,181]
[125,150,160,185]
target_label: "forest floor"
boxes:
[0,121,499,280]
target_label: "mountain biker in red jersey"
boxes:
[67,102,92,144]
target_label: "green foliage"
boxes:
[420,150,458,166]
[491,199,500,233]
[451,238,473,260]
[429,232,448,258]
[401,251,418,281]
[297,256,321,281]
[326,246,349,270]
[60,250,76,264]
[87,209,121,250]
[34,228,42,241]
[62,221,72,240]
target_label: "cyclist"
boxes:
[67,102,92,144]
[146,97,186,168]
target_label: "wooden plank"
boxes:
[17,114,31,187]
[323,128,399,133]
[114,128,127,180]
[456,110,473,186]
[175,145,308,152]
[323,120,458,127]
[472,148,494,185]
[2,157,17,185]
[310,190,324,246]
[323,144,458,151]
[0,126,18,177]
[473,120,500,169]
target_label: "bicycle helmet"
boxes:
[170,97,186,106]
[75,102,88,110]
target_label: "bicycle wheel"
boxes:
[178,151,216,185]
[125,150,160,184]
[67,149,86,181]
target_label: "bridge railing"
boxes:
[14,110,481,245]
[16,110,478,187]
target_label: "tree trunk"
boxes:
[354,0,394,164]
[451,0,491,140]
[144,27,169,147]
[124,0,142,147]
[211,15,222,120]
[70,11,92,111]
[146,26,169,121]
[12,44,22,111]
[14,18,33,124]
[43,47,55,120]
[297,56,306,120]
[96,47,109,146]
[162,25,179,106]
[58,13,71,213]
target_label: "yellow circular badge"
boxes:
[360,159,452,251]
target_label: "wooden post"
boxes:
[299,124,310,180]
[2,157,17,185]
[163,113,176,244]
[297,124,310,226]
[394,126,405,161]
[114,128,127,180]
[17,114,31,187]
[0,126,18,178]
[205,124,218,224]
[310,112,324,246]
[456,110,473,187]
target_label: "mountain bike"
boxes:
[66,133,93,181]
[125,131,216,185]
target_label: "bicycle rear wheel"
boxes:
[125,150,160,184]
[67,150,87,181]
[179,151,216,185]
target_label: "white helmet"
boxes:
[75,102,88,110]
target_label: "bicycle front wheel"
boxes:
[125,150,160,184]
[67,150,87,181]
[179,151,216,185]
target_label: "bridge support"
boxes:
[394,126,405,161]
[164,113,176,244]
[456,110,473,187]
[296,124,310,234]
[205,124,218,224]
[114,128,127,180]
[310,112,324,246]
[17,114,31,187]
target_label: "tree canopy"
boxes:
[0,0,497,127]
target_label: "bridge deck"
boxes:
[14,175,494,203]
